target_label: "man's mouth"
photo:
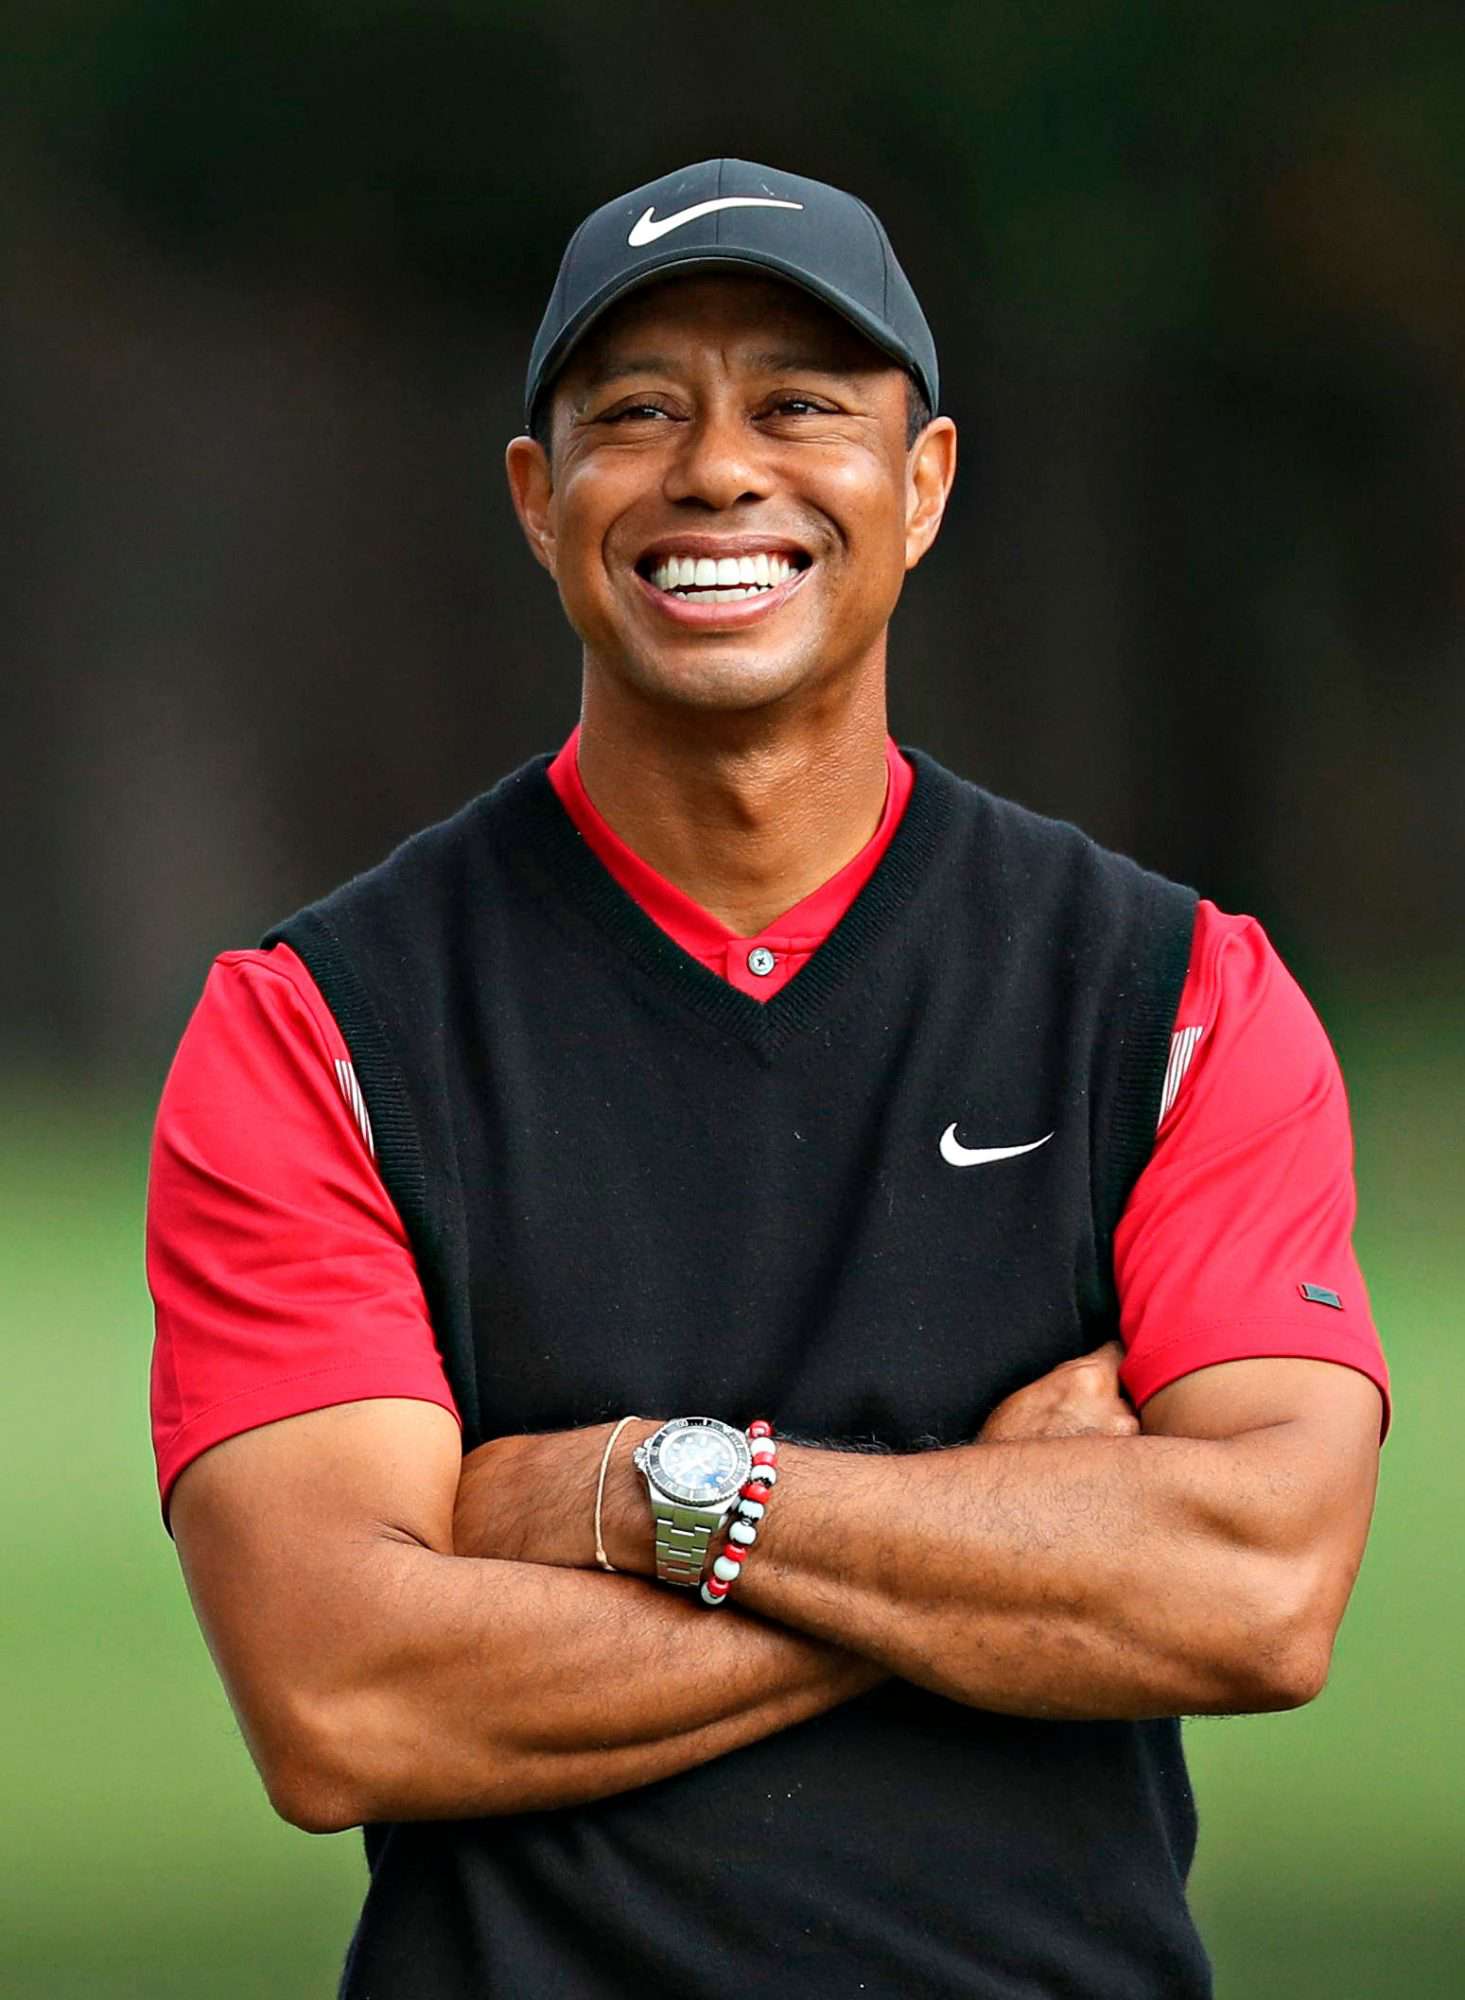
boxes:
[635,547,812,603]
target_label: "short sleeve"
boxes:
[1115,903,1390,1436]
[147,944,459,1525]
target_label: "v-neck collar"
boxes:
[504,747,954,1060]
[547,729,914,1000]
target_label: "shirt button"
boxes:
[747,947,776,978]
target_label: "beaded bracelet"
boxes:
[700,1421,777,1606]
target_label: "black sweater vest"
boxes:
[266,750,1208,2000]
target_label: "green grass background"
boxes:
[4,994,1461,1997]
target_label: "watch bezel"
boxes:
[636,1416,752,1508]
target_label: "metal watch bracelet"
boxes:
[648,1499,726,1587]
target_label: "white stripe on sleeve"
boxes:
[334,1058,376,1157]
[1158,1025,1203,1127]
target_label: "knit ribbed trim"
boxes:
[259,905,482,1442]
[1094,875,1198,1252]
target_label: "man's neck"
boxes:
[574,679,892,937]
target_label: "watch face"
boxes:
[648,1418,751,1506]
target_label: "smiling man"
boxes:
[149,161,1389,1999]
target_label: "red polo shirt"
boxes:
[148,741,1388,1515]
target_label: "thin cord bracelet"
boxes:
[701,1420,777,1606]
[595,1415,641,1572]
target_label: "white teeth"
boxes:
[644,551,805,595]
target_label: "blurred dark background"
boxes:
[4,5,1462,1997]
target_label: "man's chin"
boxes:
[602,642,815,715]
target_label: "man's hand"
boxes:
[978,1341,1139,1443]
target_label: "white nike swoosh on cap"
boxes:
[627,197,804,247]
[939,1126,1054,1168]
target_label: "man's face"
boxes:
[507,273,954,717]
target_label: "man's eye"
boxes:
[770,397,828,417]
[603,402,671,423]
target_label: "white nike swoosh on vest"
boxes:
[627,197,804,246]
[939,1127,1054,1168]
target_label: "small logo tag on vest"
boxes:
[1299,1282,1343,1310]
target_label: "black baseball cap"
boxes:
[524,158,939,432]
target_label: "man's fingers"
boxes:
[1075,1342,1133,1400]
[977,1340,1138,1445]
[1078,1340,1126,1370]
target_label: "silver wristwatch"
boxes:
[633,1417,753,1587]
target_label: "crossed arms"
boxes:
[170,1342,1381,1834]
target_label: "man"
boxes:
[149,160,1389,1998]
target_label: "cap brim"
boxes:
[525,247,936,429]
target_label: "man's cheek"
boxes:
[553,562,609,648]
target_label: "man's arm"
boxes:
[172,1346,1138,1834]
[170,1398,881,1835]
[469,1357,1383,1722]
[737,1359,1381,1717]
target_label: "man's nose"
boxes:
[661,408,771,511]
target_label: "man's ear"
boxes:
[505,435,556,575]
[904,416,957,572]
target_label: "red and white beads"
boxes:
[701,1421,777,1606]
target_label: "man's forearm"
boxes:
[448,1359,1376,1733]
[459,1420,1297,1725]
[171,1404,882,1839]
[592,1419,1356,1722]
[272,1540,880,1831]
[727,1432,1319,1717]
